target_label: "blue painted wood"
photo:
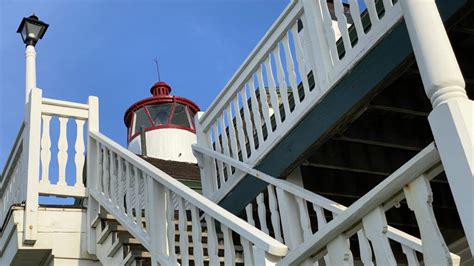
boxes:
[218,0,467,215]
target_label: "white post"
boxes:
[193,112,217,197]
[147,177,168,264]
[25,45,37,104]
[22,87,42,244]
[86,96,99,255]
[401,0,474,253]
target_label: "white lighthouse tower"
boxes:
[124,81,200,163]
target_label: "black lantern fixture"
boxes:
[16,14,49,46]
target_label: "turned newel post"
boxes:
[401,0,474,253]
[25,45,37,104]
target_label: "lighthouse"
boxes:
[124,81,200,163]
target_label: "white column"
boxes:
[401,0,474,254]
[25,45,37,103]
[86,96,99,255]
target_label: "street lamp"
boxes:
[16,14,49,47]
[17,14,48,103]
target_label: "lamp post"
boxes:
[16,14,49,103]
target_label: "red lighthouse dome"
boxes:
[124,81,200,163]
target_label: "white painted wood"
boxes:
[102,147,110,199]
[290,24,311,97]
[109,151,117,204]
[273,45,291,119]
[333,0,352,56]
[90,131,288,257]
[74,119,85,187]
[362,207,397,265]
[42,97,89,110]
[194,112,218,197]
[296,197,312,241]
[57,117,69,187]
[264,56,282,126]
[349,0,365,38]
[246,204,256,227]
[133,166,143,231]
[40,115,52,185]
[240,237,254,265]
[117,157,125,213]
[23,87,42,244]
[253,246,280,265]
[319,0,339,62]
[205,215,220,265]
[226,105,240,160]
[257,67,273,134]
[313,206,331,266]
[165,188,177,264]
[267,185,283,242]
[222,225,236,265]
[383,0,394,11]
[86,96,99,255]
[326,235,353,266]
[364,0,380,24]
[404,175,454,265]
[219,114,233,180]
[190,206,204,266]
[239,87,256,155]
[257,193,270,235]
[248,80,265,145]
[356,229,374,266]
[212,123,226,187]
[125,162,133,222]
[178,197,189,266]
[401,245,420,266]
[275,186,303,249]
[282,34,301,105]
[41,104,89,120]
[232,97,248,160]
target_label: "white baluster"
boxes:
[109,151,116,203]
[364,0,380,24]
[264,56,282,126]
[248,80,265,146]
[319,0,340,62]
[74,119,85,187]
[349,0,365,38]
[273,44,291,117]
[296,197,312,241]
[267,185,283,242]
[240,236,254,265]
[212,123,226,187]
[226,105,240,162]
[40,115,51,185]
[256,193,269,234]
[245,203,255,226]
[125,162,133,221]
[190,206,204,266]
[117,157,125,212]
[291,24,311,97]
[133,167,142,230]
[357,229,374,266]
[177,197,189,266]
[333,0,352,56]
[57,117,69,186]
[314,206,330,265]
[327,235,354,266]
[362,207,397,265]
[222,225,236,265]
[256,68,273,135]
[282,33,301,104]
[205,215,220,265]
[382,0,393,11]
[219,114,233,178]
[401,245,420,266]
[166,189,177,264]
[404,175,454,265]
[102,147,109,198]
[239,87,257,155]
[232,96,249,160]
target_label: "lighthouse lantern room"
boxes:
[124,81,200,163]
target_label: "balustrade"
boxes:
[194,0,403,201]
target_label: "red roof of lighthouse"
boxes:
[124,81,200,127]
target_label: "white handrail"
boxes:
[89,130,288,259]
[0,123,24,191]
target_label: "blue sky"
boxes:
[0,0,290,170]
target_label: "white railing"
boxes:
[21,88,95,243]
[194,0,403,200]
[0,124,25,227]
[87,131,288,265]
[193,143,461,265]
[279,143,461,265]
